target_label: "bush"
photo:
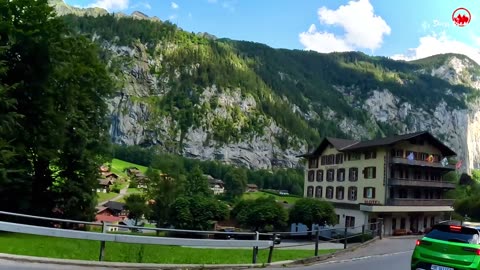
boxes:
[111,183,121,193]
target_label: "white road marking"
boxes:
[317,250,414,265]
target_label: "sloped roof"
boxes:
[299,131,456,158]
[95,214,122,223]
[103,201,125,211]
[98,179,113,186]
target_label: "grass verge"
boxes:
[0,233,333,264]
[242,191,300,204]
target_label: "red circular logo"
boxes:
[452,7,471,27]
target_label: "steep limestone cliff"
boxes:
[50,2,480,171]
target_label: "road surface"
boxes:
[0,237,418,270]
[270,237,417,270]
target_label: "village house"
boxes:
[206,175,225,195]
[299,131,457,236]
[97,179,114,193]
[246,184,258,192]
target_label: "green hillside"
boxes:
[59,14,479,152]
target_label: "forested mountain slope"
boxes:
[52,1,480,170]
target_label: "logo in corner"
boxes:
[452,7,471,27]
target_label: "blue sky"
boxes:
[65,0,480,63]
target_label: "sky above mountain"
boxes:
[65,0,480,64]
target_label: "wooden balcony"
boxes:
[390,157,455,170]
[387,199,455,207]
[389,178,456,189]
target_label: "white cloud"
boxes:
[87,0,129,10]
[391,32,480,65]
[299,24,352,53]
[169,14,178,20]
[171,2,179,9]
[299,0,391,53]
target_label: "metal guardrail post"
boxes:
[314,228,319,256]
[343,227,348,249]
[252,231,259,264]
[361,225,365,243]
[98,221,106,261]
[267,233,275,263]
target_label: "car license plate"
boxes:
[431,265,454,270]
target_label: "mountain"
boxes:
[50,1,480,171]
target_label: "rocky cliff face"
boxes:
[105,42,305,169]
[51,2,480,171]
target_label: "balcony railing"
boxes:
[387,198,455,207]
[388,178,456,189]
[390,157,456,169]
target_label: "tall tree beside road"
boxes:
[224,168,248,199]
[146,169,184,228]
[289,198,337,230]
[169,195,229,230]
[232,197,288,232]
[0,0,113,219]
[125,194,149,226]
[185,165,212,197]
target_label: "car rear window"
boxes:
[426,225,480,244]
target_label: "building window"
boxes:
[363,187,376,199]
[335,153,344,164]
[391,149,404,158]
[336,186,344,200]
[321,156,326,165]
[423,217,428,228]
[326,169,335,182]
[348,168,358,181]
[345,216,355,227]
[363,167,376,179]
[308,170,315,182]
[364,151,377,159]
[315,186,322,198]
[347,152,361,161]
[307,186,314,197]
[337,168,345,182]
[316,170,324,182]
[308,158,318,169]
[327,154,335,165]
[392,218,397,230]
[348,187,357,201]
[326,186,334,199]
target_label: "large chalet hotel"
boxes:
[300,131,457,236]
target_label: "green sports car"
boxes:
[411,223,480,270]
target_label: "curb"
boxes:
[278,237,380,267]
[0,253,293,269]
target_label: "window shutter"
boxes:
[363,188,367,198]
[373,167,376,178]
[372,188,376,198]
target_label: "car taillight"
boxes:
[450,225,462,232]
[416,240,432,246]
[462,247,480,255]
